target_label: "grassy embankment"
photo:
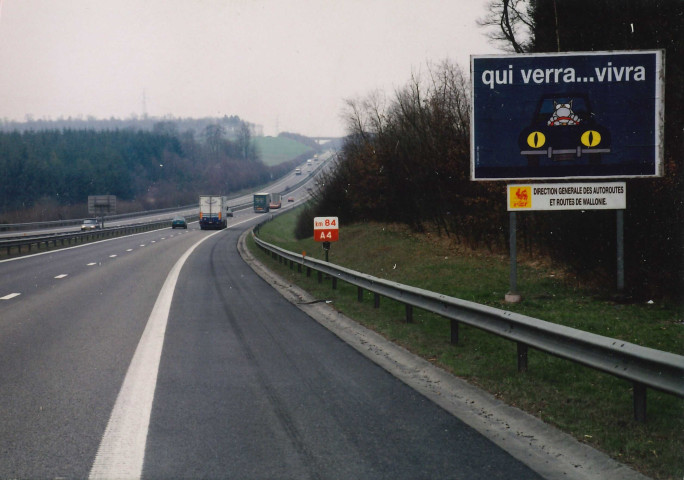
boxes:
[247,206,684,480]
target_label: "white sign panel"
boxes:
[313,216,339,242]
[508,182,626,211]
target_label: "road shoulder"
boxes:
[237,229,650,480]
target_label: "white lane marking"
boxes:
[109,255,117,258]
[54,274,68,279]
[0,228,176,264]
[1,293,21,300]
[151,241,156,244]
[89,229,225,479]
[126,249,133,252]
[87,262,97,266]
[140,244,145,247]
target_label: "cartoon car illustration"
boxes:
[518,93,611,167]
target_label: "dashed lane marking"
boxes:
[54,274,68,279]
[1,293,21,300]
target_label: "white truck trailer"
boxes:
[199,195,229,230]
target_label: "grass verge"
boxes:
[247,207,683,480]
[253,136,313,166]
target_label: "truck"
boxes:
[199,195,229,230]
[268,193,282,210]
[253,192,270,213]
[295,167,302,175]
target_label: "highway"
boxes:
[0,153,330,239]
[0,194,548,478]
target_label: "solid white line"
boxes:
[1,293,21,300]
[89,217,256,479]
[88,229,222,479]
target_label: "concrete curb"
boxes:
[238,229,650,480]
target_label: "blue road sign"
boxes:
[471,50,664,180]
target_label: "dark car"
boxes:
[171,215,187,229]
[518,93,611,166]
[81,218,100,231]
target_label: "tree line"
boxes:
[0,121,302,221]
[299,0,683,301]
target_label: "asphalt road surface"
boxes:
[0,205,640,479]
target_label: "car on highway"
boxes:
[226,207,233,217]
[287,197,294,202]
[171,215,187,229]
[81,218,100,231]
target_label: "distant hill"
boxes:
[254,136,315,166]
[0,115,328,167]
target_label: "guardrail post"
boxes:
[633,382,647,422]
[357,287,363,302]
[306,266,311,277]
[405,304,413,323]
[298,263,302,273]
[332,277,337,290]
[317,271,322,284]
[517,342,528,372]
[374,293,380,308]
[450,319,459,345]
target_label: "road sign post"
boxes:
[88,195,116,228]
[314,217,339,262]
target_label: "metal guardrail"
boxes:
[0,215,199,256]
[252,232,684,422]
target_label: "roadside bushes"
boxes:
[305,58,682,301]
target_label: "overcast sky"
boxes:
[0,0,500,137]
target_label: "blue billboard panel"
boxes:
[471,50,664,180]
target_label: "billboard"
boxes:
[471,50,664,181]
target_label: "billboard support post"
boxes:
[617,209,625,294]
[505,212,522,303]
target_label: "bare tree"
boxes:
[478,0,533,53]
